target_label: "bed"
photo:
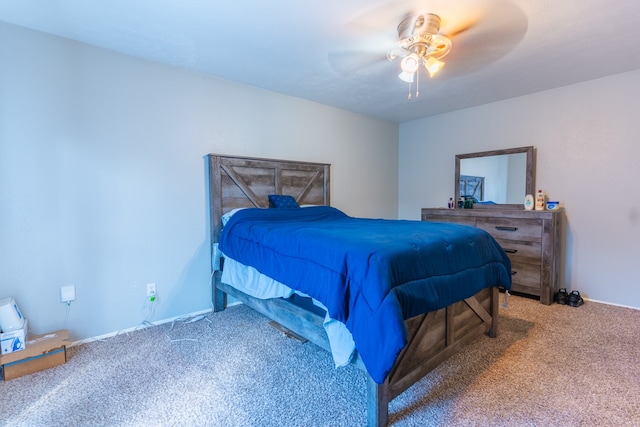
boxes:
[206,154,511,426]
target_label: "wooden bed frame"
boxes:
[206,154,500,426]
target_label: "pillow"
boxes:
[268,194,300,209]
[221,208,247,226]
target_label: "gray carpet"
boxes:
[1,295,639,426]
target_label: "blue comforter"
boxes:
[219,206,511,383]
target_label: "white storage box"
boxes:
[0,319,28,355]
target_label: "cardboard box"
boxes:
[0,329,69,381]
[0,319,28,355]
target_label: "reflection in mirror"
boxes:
[460,153,526,203]
[455,146,534,208]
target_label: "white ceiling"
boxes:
[2,0,639,123]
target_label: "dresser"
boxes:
[421,207,563,305]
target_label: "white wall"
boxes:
[399,70,640,309]
[0,22,399,341]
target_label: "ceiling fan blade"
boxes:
[327,28,397,77]
[346,0,410,35]
[440,18,478,39]
[328,49,390,78]
[349,0,491,35]
[440,11,528,77]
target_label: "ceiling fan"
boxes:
[328,0,528,99]
[386,13,454,98]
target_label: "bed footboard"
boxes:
[367,286,498,426]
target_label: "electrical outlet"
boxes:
[60,285,76,303]
[146,283,156,297]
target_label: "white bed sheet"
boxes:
[219,254,356,367]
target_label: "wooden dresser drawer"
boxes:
[421,215,476,227]
[475,218,543,242]
[510,262,542,296]
[495,239,541,265]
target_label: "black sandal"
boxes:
[555,288,569,305]
[568,290,584,307]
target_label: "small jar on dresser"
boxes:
[421,207,563,305]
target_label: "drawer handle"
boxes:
[496,226,518,232]
[511,271,517,276]
[504,249,518,254]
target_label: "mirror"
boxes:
[455,146,534,208]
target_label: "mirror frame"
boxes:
[455,146,535,209]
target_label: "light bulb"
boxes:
[425,56,444,77]
[400,53,420,73]
[398,71,414,83]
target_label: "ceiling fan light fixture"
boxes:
[425,56,444,77]
[400,53,420,73]
[427,35,452,59]
[398,70,414,83]
[389,13,453,97]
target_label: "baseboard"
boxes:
[68,308,214,347]
[584,297,639,311]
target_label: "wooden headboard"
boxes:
[206,154,331,243]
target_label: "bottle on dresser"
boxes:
[535,189,546,210]
[524,194,534,210]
